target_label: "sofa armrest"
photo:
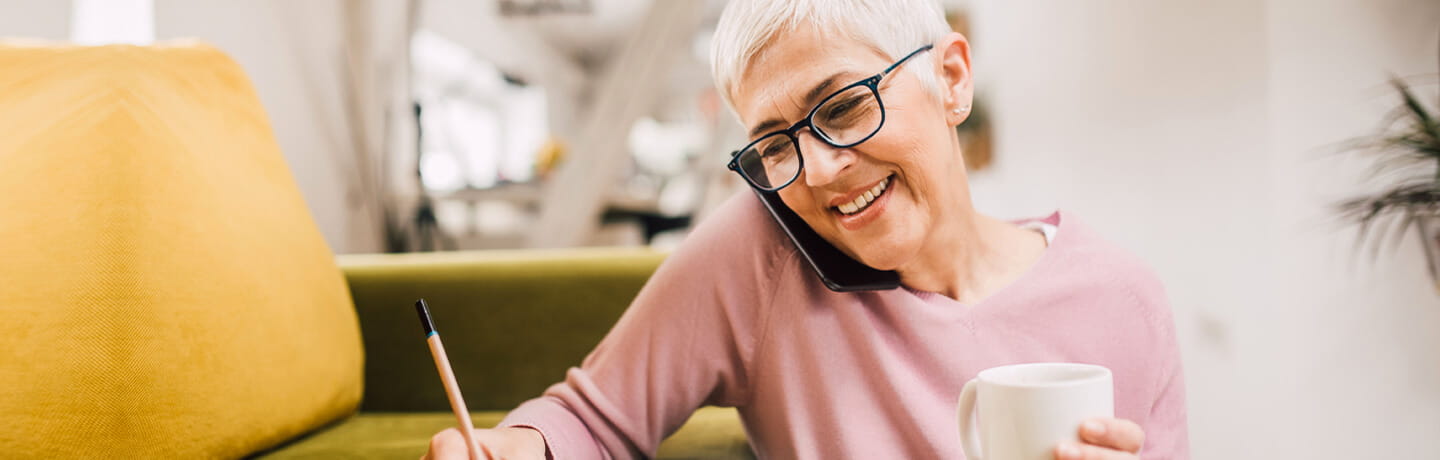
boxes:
[339,248,665,412]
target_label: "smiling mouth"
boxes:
[835,175,892,215]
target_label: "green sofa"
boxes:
[257,248,755,459]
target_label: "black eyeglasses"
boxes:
[727,44,934,192]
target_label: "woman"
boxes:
[427,0,1188,458]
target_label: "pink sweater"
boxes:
[500,192,1189,459]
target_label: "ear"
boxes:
[934,32,974,126]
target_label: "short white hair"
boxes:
[709,0,953,116]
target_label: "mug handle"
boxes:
[957,378,983,460]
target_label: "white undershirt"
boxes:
[1018,221,1058,247]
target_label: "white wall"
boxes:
[1262,1,1440,457]
[421,0,587,140]
[967,0,1440,458]
[0,0,67,40]
[153,0,372,253]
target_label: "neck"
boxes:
[894,205,1042,304]
[894,203,987,302]
[891,138,1045,303]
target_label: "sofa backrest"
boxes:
[339,248,665,412]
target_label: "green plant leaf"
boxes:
[1393,78,1439,144]
[1335,74,1440,258]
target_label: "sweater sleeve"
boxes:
[1135,279,1191,459]
[497,193,783,459]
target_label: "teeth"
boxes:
[836,176,891,215]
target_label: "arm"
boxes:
[498,195,782,459]
[1060,263,1190,460]
[1136,293,1190,459]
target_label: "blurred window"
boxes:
[412,30,548,192]
[71,0,153,45]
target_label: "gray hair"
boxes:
[709,0,953,115]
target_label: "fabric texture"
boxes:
[0,41,363,457]
[259,407,752,460]
[499,192,1190,459]
[338,248,667,412]
[258,250,752,459]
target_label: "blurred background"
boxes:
[3,0,1439,458]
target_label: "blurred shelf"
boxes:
[604,191,664,215]
[430,181,543,205]
[429,181,670,216]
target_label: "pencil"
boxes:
[416,299,486,460]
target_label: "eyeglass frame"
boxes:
[726,43,935,192]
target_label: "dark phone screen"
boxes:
[752,190,901,292]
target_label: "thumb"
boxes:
[427,428,478,460]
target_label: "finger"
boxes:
[1055,441,1138,460]
[467,430,504,460]
[428,428,468,460]
[1078,417,1145,453]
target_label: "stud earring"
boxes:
[952,104,971,115]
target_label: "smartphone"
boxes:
[752,189,901,292]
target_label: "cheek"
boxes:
[868,135,935,196]
[880,128,958,203]
[777,186,826,222]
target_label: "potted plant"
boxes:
[1336,64,1440,292]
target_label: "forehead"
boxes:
[731,27,890,128]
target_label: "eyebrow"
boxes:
[746,71,852,138]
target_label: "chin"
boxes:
[839,217,925,271]
[843,240,911,271]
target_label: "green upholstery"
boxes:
[343,248,666,412]
[258,248,755,459]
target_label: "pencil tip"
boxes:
[415,299,435,336]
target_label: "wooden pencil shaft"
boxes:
[428,334,483,459]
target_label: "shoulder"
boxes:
[1044,213,1186,436]
[1047,211,1172,324]
[652,191,802,297]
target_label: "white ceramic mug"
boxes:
[956,363,1114,460]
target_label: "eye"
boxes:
[760,140,790,158]
[817,90,875,129]
[822,96,861,119]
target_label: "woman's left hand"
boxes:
[1054,417,1145,460]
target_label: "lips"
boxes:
[829,174,897,231]
[835,175,891,215]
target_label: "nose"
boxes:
[797,130,856,187]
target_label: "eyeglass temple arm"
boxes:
[881,44,935,77]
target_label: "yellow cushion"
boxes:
[0,42,364,457]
